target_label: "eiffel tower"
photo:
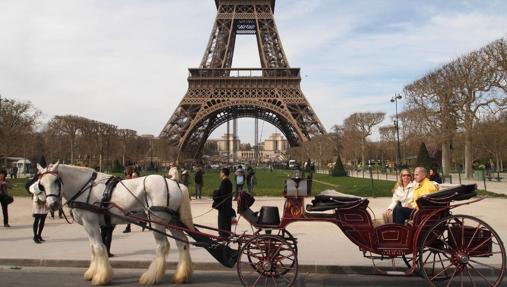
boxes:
[160,0,326,159]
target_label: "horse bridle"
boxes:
[38,171,64,200]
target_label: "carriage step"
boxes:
[385,271,405,276]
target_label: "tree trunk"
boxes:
[361,138,366,171]
[441,141,451,177]
[99,153,103,172]
[70,139,74,165]
[464,130,473,179]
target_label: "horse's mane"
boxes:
[56,164,96,173]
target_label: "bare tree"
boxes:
[47,115,87,164]
[404,67,458,176]
[343,112,385,171]
[474,113,507,172]
[117,129,137,166]
[0,98,41,160]
[484,38,507,93]
[448,51,506,178]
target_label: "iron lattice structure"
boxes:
[160,0,326,159]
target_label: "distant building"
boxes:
[204,132,288,163]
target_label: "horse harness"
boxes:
[39,171,180,229]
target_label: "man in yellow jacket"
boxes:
[393,166,438,224]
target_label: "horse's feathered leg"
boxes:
[172,186,194,283]
[170,229,193,283]
[83,217,113,286]
[83,243,96,281]
[139,222,169,285]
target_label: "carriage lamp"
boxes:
[390,94,403,170]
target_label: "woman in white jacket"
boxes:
[384,169,414,223]
[29,182,48,243]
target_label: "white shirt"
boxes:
[388,181,415,210]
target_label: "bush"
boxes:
[331,155,347,177]
[416,142,433,170]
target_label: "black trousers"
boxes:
[393,203,414,224]
[33,214,47,238]
[0,197,8,225]
[100,225,116,255]
[218,210,232,237]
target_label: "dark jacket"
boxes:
[195,170,203,185]
[213,178,233,213]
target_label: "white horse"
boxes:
[36,162,195,286]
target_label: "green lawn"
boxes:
[189,169,395,197]
[7,169,505,199]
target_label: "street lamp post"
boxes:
[390,94,402,171]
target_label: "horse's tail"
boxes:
[178,184,195,231]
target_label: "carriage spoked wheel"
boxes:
[237,234,298,287]
[264,229,298,256]
[419,215,506,287]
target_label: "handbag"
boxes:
[212,189,220,209]
[4,194,14,205]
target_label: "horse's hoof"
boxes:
[172,272,191,284]
[139,273,158,285]
[84,270,94,281]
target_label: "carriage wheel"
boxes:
[237,235,298,287]
[255,229,298,275]
[419,215,506,287]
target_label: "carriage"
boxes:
[232,175,506,287]
[36,164,505,287]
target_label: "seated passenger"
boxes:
[393,166,439,224]
[384,169,414,223]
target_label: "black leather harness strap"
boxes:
[101,176,121,226]
[67,171,97,205]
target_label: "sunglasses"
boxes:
[401,174,412,177]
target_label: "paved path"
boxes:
[3,266,499,287]
[1,196,506,272]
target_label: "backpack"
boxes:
[236,175,244,185]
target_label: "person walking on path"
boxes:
[212,167,234,237]
[246,166,256,195]
[0,169,12,227]
[194,167,204,199]
[29,182,48,243]
[167,162,180,182]
[181,169,190,187]
[234,165,245,200]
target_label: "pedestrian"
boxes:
[428,168,442,184]
[11,166,18,179]
[181,169,190,187]
[212,167,234,237]
[123,165,139,234]
[49,208,64,219]
[167,162,180,182]
[234,165,245,199]
[246,166,256,195]
[0,169,13,227]
[29,182,48,243]
[194,166,204,199]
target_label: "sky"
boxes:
[1,0,506,144]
